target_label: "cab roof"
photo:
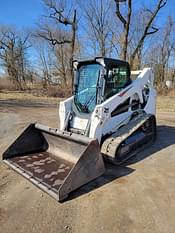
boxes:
[73,57,130,70]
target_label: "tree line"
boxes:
[0,0,174,90]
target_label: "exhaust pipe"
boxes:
[3,123,105,201]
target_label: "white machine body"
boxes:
[59,66,156,143]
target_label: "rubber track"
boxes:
[101,113,153,164]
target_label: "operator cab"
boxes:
[73,57,131,114]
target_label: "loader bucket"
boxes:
[3,123,105,201]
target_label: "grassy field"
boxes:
[156,96,175,112]
[0,90,175,112]
[0,90,60,103]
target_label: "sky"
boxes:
[0,0,43,29]
[0,0,174,29]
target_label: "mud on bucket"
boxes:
[3,123,105,201]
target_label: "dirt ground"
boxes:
[0,97,175,233]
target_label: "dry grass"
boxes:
[156,87,175,112]
[0,78,17,91]
[46,85,71,98]
[156,86,175,97]
[169,88,175,97]
[1,77,175,112]
[157,96,175,112]
[0,90,60,103]
[0,77,71,99]
[1,90,174,112]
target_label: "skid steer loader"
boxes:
[3,57,156,201]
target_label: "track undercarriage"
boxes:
[101,113,156,164]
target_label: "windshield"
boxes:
[74,63,101,113]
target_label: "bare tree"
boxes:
[53,43,71,85]
[37,0,77,88]
[0,27,30,89]
[159,16,174,83]
[33,38,52,88]
[114,0,167,67]
[82,0,113,57]
[115,0,131,60]
[143,16,175,85]
[130,0,167,67]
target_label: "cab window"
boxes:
[105,66,131,99]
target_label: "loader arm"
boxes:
[90,68,156,142]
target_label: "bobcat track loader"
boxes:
[3,57,156,201]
